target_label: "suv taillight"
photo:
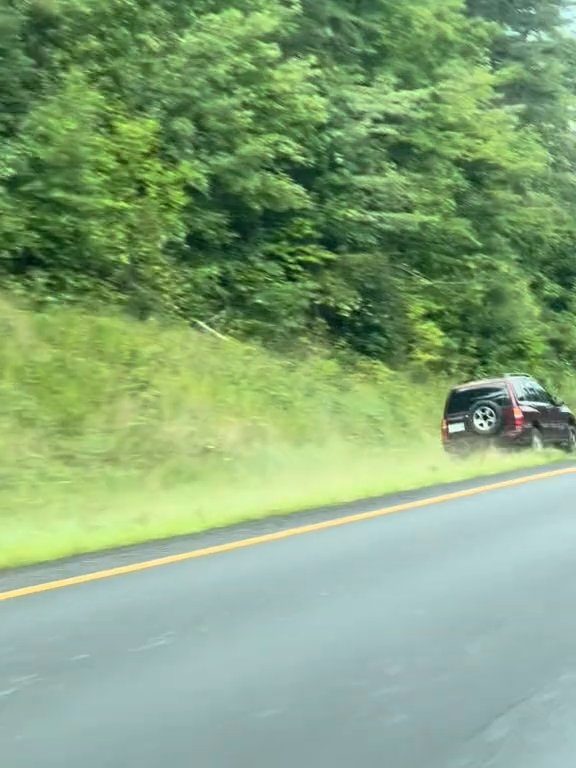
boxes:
[441,418,448,441]
[505,381,525,432]
[512,406,524,431]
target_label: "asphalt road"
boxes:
[2,470,576,768]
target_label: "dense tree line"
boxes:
[1,0,576,375]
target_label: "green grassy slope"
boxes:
[0,299,569,569]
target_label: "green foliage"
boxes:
[1,0,576,375]
[0,72,188,312]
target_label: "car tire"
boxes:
[562,425,576,454]
[468,400,503,437]
[531,427,544,452]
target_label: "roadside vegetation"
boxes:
[2,1,576,374]
[1,1,576,567]
[0,300,569,569]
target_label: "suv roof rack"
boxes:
[504,372,532,378]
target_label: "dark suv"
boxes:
[442,374,576,454]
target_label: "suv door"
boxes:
[522,378,557,442]
[533,380,566,442]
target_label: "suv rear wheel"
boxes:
[469,401,503,437]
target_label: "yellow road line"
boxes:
[1,467,575,603]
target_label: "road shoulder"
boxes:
[2,461,574,596]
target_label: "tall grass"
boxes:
[0,299,571,569]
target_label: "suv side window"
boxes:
[512,379,528,402]
[533,382,553,405]
[523,379,541,402]
[520,378,552,404]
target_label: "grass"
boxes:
[0,298,572,570]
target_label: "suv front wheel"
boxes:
[563,425,576,454]
[531,428,544,452]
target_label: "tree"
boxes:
[0,72,188,313]
[1,0,576,375]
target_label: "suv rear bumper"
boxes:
[443,428,532,454]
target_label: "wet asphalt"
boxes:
[2,469,576,768]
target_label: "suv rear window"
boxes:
[446,385,511,415]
